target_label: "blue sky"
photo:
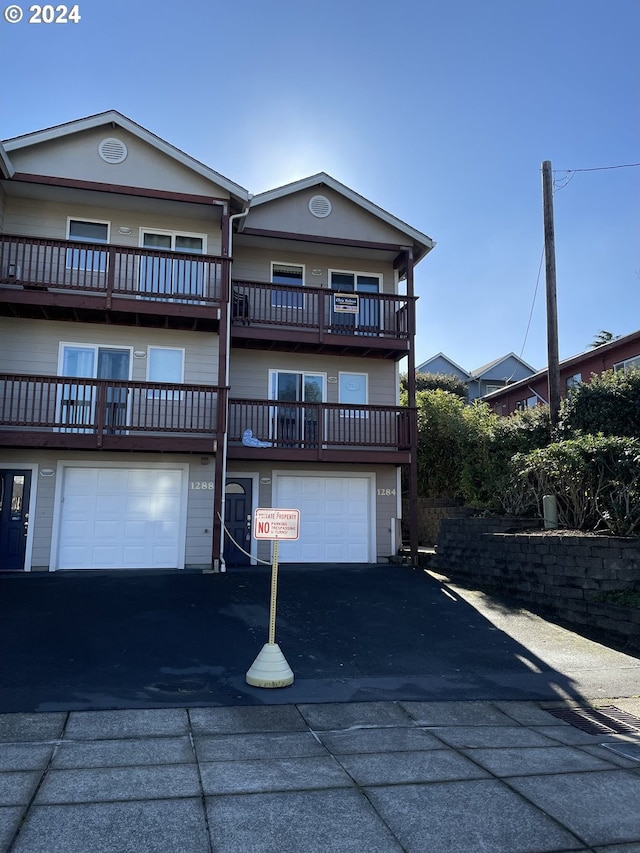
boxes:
[2,0,638,371]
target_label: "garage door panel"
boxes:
[57,467,184,570]
[275,475,371,563]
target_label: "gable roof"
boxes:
[248,172,435,262]
[0,141,13,179]
[470,353,537,379]
[416,353,471,379]
[3,110,249,203]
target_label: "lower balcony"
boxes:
[0,374,220,452]
[227,399,413,463]
[0,376,414,462]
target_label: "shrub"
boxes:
[513,434,640,534]
[558,368,640,438]
[411,390,551,509]
[460,404,551,512]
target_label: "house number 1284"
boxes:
[377,488,396,496]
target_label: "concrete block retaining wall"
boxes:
[435,517,640,651]
[402,498,478,546]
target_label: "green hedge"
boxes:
[513,434,640,535]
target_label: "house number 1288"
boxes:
[190,481,214,490]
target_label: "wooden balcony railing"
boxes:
[229,399,412,452]
[0,235,224,305]
[0,375,413,457]
[231,280,413,341]
[0,374,219,449]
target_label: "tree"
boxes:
[400,371,467,401]
[413,389,468,498]
[558,368,640,438]
[590,330,617,348]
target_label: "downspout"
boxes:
[215,197,252,572]
[405,249,419,565]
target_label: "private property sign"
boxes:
[254,508,300,540]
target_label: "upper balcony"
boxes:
[231,279,415,360]
[0,234,226,331]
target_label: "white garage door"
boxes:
[57,467,184,570]
[274,476,371,563]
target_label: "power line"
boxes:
[516,160,637,371]
[552,163,640,192]
[554,162,640,173]
[517,245,545,367]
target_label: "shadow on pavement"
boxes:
[0,564,594,712]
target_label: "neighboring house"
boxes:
[0,111,434,572]
[416,352,536,401]
[483,330,640,415]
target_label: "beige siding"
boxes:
[3,196,223,255]
[245,187,410,246]
[9,127,231,199]
[229,349,398,406]
[0,317,219,383]
[233,245,397,293]
[0,448,217,569]
[0,184,6,231]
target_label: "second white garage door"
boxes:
[56,466,185,570]
[274,475,372,563]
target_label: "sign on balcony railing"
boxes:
[333,293,359,313]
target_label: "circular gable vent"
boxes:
[309,194,332,218]
[98,137,128,164]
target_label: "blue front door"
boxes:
[223,478,253,567]
[0,470,31,571]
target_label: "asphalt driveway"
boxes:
[1,565,638,712]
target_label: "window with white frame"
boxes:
[614,355,640,372]
[565,372,582,390]
[515,395,539,411]
[339,372,368,417]
[57,342,131,432]
[485,384,503,395]
[139,229,206,298]
[271,262,304,309]
[329,270,381,333]
[268,370,325,445]
[147,347,184,399]
[66,218,110,271]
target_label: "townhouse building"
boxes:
[0,112,434,572]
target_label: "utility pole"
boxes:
[542,160,561,428]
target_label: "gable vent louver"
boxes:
[98,137,128,164]
[308,194,332,218]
